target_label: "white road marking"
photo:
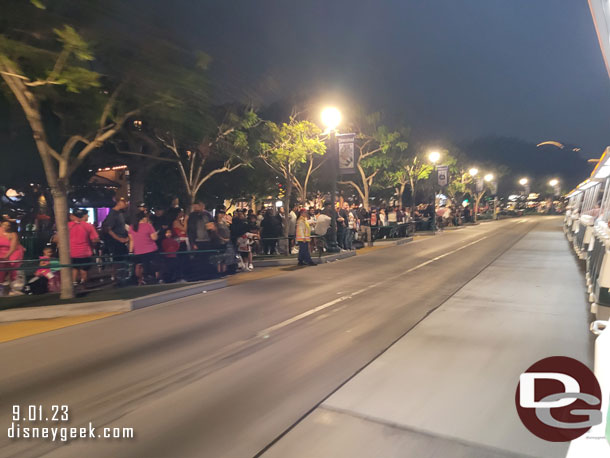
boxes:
[257,234,490,337]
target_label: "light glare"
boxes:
[321,107,341,130]
[428,151,441,164]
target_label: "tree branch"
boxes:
[339,180,365,201]
[193,162,244,195]
[98,81,126,134]
[67,108,139,178]
[115,150,178,163]
[61,135,90,158]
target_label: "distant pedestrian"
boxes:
[161,229,180,282]
[187,201,214,279]
[296,209,316,266]
[101,197,129,280]
[69,209,99,287]
[129,211,159,286]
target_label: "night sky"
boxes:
[159,0,610,157]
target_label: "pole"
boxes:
[327,129,340,252]
[432,166,437,234]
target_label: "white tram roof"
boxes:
[566,147,610,197]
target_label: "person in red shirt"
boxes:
[161,229,180,282]
[69,209,99,286]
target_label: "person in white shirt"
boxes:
[387,207,397,224]
[288,205,298,252]
[313,210,331,253]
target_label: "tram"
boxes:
[565,147,610,321]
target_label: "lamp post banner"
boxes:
[476,177,484,192]
[437,165,449,187]
[337,133,356,174]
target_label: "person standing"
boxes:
[296,209,316,266]
[212,208,231,276]
[358,206,372,247]
[337,202,349,250]
[288,205,298,253]
[260,208,281,255]
[129,212,159,285]
[69,209,99,287]
[0,220,25,294]
[102,198,129,280]
[187,201,214,279]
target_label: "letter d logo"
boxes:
[515,356,602,442]
[519,372,580,408]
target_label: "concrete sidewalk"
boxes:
[263,217,592,458]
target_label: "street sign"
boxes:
[437,165,449,187]
[476,177,484,192]
[337,133,356,174]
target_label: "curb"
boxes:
[0,279,227,323]
[372,236,413,247]
[253,250,356,267]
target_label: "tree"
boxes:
[0,3,140,298]
[158,109,260,210]
[0,1,209,297]
[260,117,326,247]
[111,127,177,222]
[386,153,432,208]
[339,112,407,210]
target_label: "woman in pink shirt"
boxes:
[0,220,25,293]
[69,209,99,286]
[129,211,159,285]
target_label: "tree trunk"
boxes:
[474,192,485,222]
[280,180,293,255]
[186,192,196,213]
[399,183,406,209]
[410,176,417,209]
[51,185,74,299]
[128,166,147,223]
[251,195,256,212]
[363,187,370,211]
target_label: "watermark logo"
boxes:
[515,356,602,442]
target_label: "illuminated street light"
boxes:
[321,107,341,131]
[549,178,559,187]
[428,151,441,164]
[519,178,528,186]
[484,173,494,182]
[469,168,479,177]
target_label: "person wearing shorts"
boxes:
[68,209,99,286]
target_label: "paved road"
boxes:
[0,218,543,458]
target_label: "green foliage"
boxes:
[53,25,93,61]
[54,65,100,92]
[260,119,326,171]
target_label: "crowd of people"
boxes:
[0,196,484,296]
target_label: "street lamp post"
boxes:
[519,177,530,211]
[428,151,441,233]
[321,107,341,253]
[469,168,479,221]
[484,173,497,219]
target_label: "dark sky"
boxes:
[163,0,610,156]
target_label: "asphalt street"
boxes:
[0,217,548,458]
